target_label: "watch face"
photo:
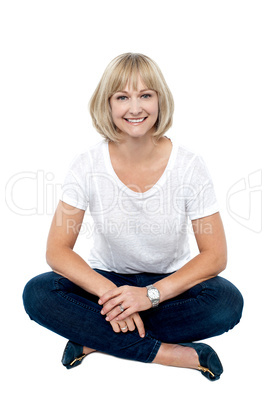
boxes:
[147,286,160,307]
[150,289,158,298]
[149,288,159,299]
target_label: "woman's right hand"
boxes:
[109,312,145,338]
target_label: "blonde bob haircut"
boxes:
[89,53,174,143]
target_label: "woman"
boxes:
[23,53,243,381]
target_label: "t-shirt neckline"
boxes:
[103,139,178,197]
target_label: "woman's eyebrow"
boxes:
[115,88,153,94]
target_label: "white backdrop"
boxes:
[1,1,266,401]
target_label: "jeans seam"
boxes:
[158,297,197,309]
[145,337,161,363]
[55,290,101,313]
[54,278,100,313]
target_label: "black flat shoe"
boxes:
[61,341,86,369]
[179,342,223,381]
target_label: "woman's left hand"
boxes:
[110,312,146,338]
[99,285,151,322]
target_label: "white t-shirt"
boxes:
[61,139,219,274]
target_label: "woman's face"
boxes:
[109,76,159,140]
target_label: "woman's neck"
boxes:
[109,135,166,167]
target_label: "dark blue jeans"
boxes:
[23,270,243,363]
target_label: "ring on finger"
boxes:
[120,305,124,313]
[121,325,128,331]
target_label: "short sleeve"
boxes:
[184,155,219,220]
[60,153,90,211]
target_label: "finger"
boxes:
[114,306,135,322]
[99,287,123,305]
[125,317,135,332]
[118,321,129,333]
[109,320,121,333]
[133,314,145,338]
[117,316,136,333]
[105,304,130,322]
[101,296,124,316]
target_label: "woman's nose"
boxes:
[129,99,142,115]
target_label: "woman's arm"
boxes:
[46,201,117,297]
[99,212,227,321]
[47,201,146,337]
[154,212,227,302]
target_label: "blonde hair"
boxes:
[89,53,174,143]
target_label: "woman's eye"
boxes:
[141,94,152,99]
[115,93,152,101]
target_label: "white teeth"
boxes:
[126,118,146,123]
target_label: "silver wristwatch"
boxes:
[146,285,160,307]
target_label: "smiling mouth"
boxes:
[124,117,147,123]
